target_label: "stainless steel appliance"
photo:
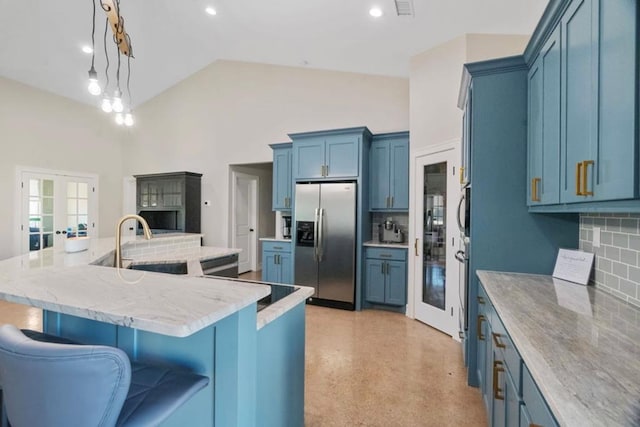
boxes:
[294,182,356,310]
[456,185,471,360]
[378,220,404,243]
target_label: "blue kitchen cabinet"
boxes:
[290,127,370,180]
[459,55,579,389]
[477,282,559,427]
[521,365,557,427]
[270,143,292,210]
[369,132,409,211]
[527,25,561,206]
[526,0,638,210]
[262,241,292,285]
[364,259,385,303]
[364,247,407,306]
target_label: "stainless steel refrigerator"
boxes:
[294,182,356,309]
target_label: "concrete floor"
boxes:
[304,305,486,426]
[0,279,486,426]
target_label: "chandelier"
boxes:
[87,0,134,127]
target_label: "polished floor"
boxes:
[304,305,485,426]
[0,274,486,426]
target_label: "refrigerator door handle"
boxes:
[313,208,320,261]
[317,208,325,262]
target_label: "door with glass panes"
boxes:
[413,148,459,336]
[21,172,97,254]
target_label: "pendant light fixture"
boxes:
[86,0,135,127]
[87,0,101,96]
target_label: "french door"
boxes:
[413,148,459,336]
[20,170,98,254]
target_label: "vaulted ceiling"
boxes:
[0,0,548,108]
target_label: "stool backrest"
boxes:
[0,325,131,427]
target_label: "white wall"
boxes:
[0,77,125,260]
[124,60,410,247]
[409,34,531,151]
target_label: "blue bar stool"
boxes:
[0,325,209,427]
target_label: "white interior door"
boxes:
[233,172,258,274]
[413,148,459,336]
[20,170,98,254]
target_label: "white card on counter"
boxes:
[552,248,594,286]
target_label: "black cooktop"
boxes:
[257,283,298,312]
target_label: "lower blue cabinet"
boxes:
[478,283,558,427]
[262,241,292,285]
[364,247,407,306]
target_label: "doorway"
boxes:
[231,171,258,274]
[411,146,460,337]
[17,168,98,255]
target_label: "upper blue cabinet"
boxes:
[270,143,292,211]
[369,132,409,211]
[290,127,371,180]
[527,26,561,206]
[525,0,638,211]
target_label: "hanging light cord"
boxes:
[126,33,133,109]
[90,0,96,69]
[103,18,110,92]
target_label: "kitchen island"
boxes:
[0,234,313,427]
[477,270,640,426]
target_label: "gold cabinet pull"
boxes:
[460,167,465,184]
[532,177,541,202]
[477,315,486,341]
[493,360,505,400]
[477,296,485,305]
[492,332,506,349]
[575,162,583,196]
[582,160,594,196]
[414,238,419,257]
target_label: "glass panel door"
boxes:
[413,149,459,336]
[21,171,97,254]
[423,162,447,311]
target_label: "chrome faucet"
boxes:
[115,214,153,268]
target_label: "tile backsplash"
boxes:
[371,213,408,242]
[580,213,640,307]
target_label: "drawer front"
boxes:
[522,364,557,427]
[262,241,291,253]
[364,246,407,261]
[490,313,521,396]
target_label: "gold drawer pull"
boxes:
[575,162,583,196]
[492,332,506,349]
[493,360,505,400]
[582,160,594,196]
[477,315,486,341]
[477,296,485,305]
[459,167,465,184]
[532,177,541,202]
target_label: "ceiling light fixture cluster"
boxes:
[86,0,134,127]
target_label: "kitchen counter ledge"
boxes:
[477,270,640,427]
[0,235,279,337]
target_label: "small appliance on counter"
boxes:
[378,218,404,244]
[282,215,292,239]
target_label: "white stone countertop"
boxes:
[363,240,409,249]
[259,237,292,243]
[0,234,311,338]
[477,270,640,427]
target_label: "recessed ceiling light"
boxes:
[205,7,217,16]
[369,7,383,18]
[81,45,93,54]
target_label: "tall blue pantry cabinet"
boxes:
[458,56,578,388]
